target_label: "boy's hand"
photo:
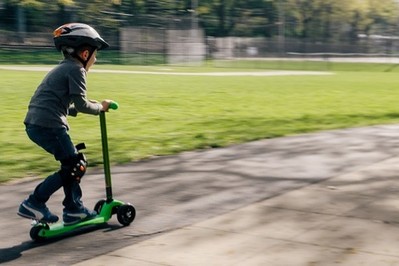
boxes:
[101,99,113,112]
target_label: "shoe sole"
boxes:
[17,211,59,224]
[17,212,59,224]
[18,202,59,223]
[17,211,37,220]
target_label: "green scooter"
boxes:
[29,102,136,241]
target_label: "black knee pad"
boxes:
[72,152,87,182]
[59,143,88,184]
[59,153,88,184]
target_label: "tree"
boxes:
[232,0,278,37]
[1,0,76,33]
[283,0,399,43]
[198,0,278,37]
[1,0,399,44]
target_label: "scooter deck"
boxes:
[34,215,106,238]
[32,199,125,239]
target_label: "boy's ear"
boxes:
[79,49,90,60]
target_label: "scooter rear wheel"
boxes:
[117,204,136,226]
[30,224,48,242]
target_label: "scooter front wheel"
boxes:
[117,204,136,226]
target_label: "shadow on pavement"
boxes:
[0,223,113,264]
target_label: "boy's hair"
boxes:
[62,44,96,58]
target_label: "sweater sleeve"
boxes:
[71,95,102,115]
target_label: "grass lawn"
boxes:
[1,64,399,182]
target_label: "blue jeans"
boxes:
[25,124,84,211]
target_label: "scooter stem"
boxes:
[100,102,118,202]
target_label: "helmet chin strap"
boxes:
[75,55,87,68]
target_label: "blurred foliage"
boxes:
[0,0,399,42]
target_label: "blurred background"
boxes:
[1,0,399,67]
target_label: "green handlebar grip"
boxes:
[109,101,119,110]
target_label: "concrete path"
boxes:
[74,126,399,266]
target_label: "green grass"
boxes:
[2,64,399,183]
[3,47,399,71]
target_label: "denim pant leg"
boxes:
[26,125,83,210]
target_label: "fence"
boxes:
[2,28,399,69]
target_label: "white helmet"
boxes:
[53,23,109,51]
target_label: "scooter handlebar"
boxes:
[109,101,119,110]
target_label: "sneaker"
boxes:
[17,199,59,223]
[63,207,97,225]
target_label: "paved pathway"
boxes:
[2,124,399,265]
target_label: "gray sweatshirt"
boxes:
[24,58,102,129]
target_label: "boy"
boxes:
[18,23,112,225]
